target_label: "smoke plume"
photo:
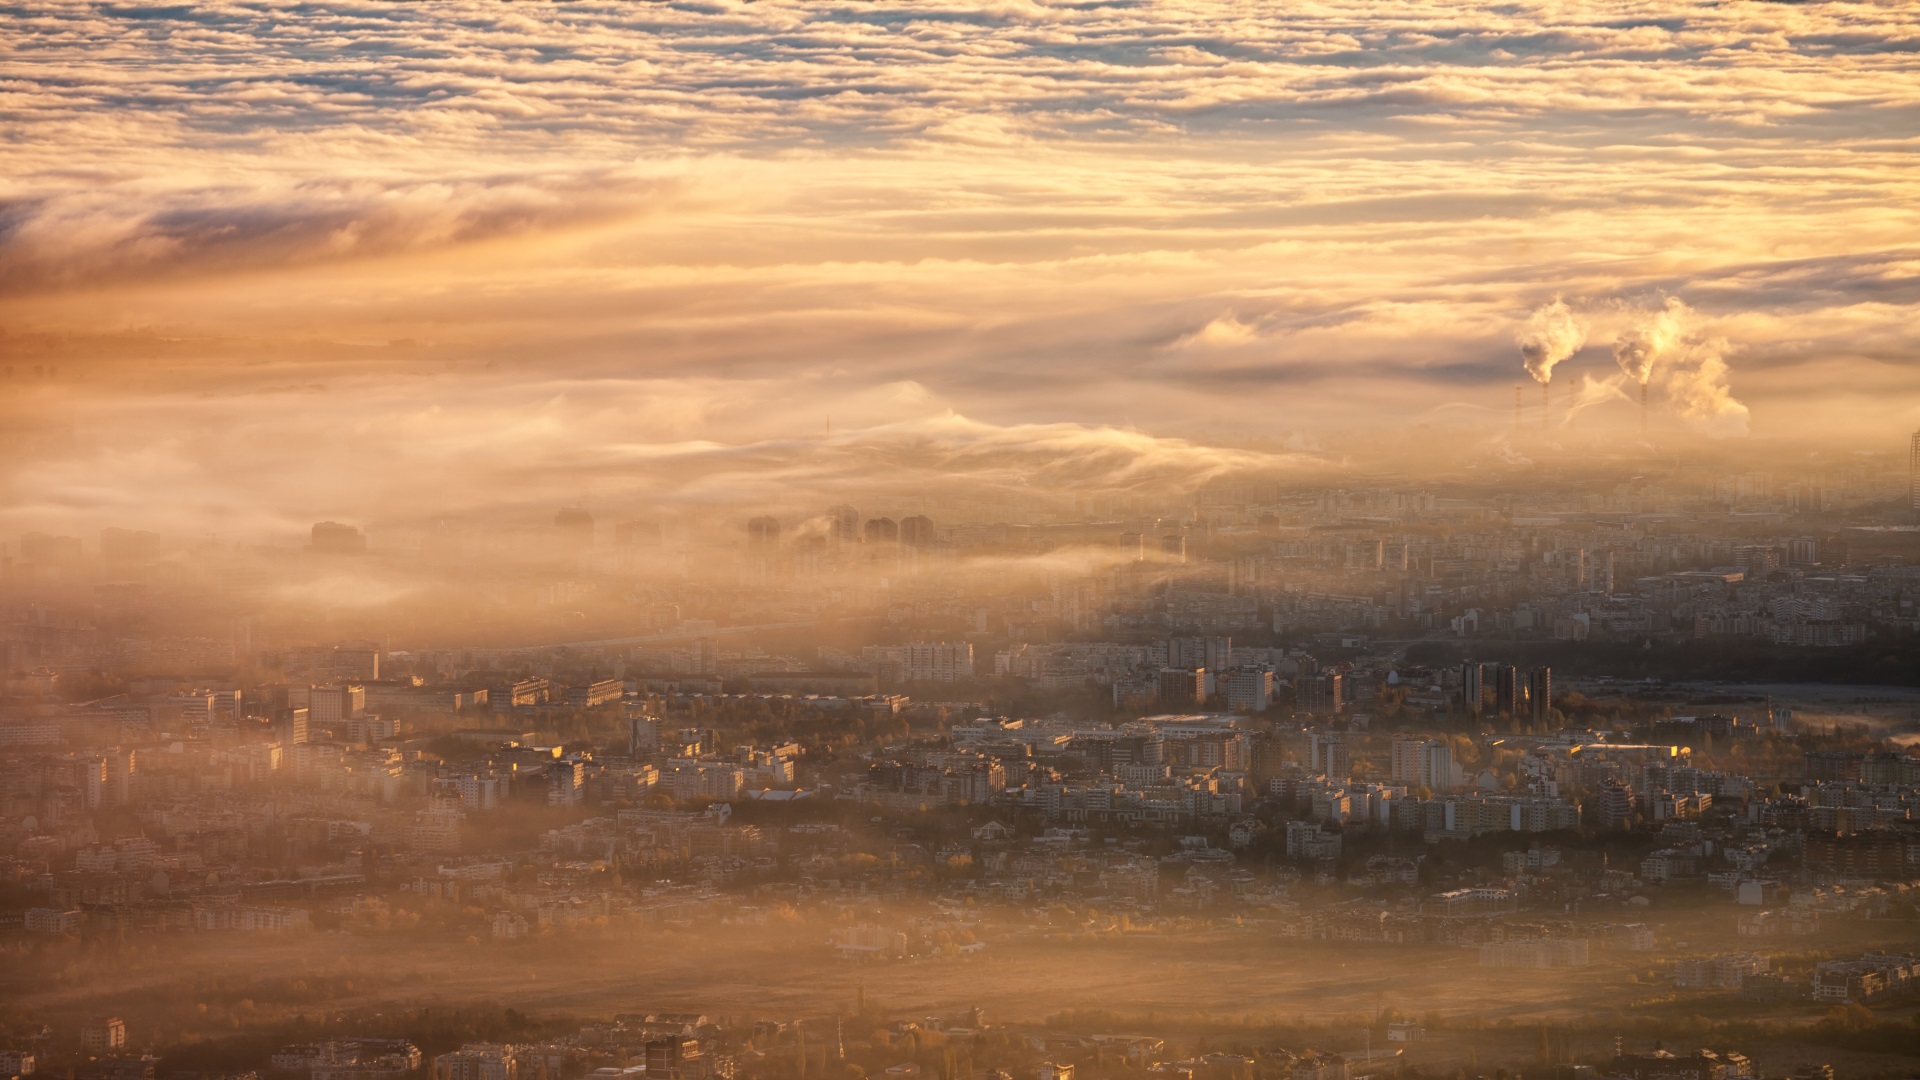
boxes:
[1612,296,1690,385]
[1665,337,1750,435]
[1516,297,1585,385]
[1561,372,1633,426]
[1609,296,1749,434]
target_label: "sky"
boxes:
[2,0,1918,538]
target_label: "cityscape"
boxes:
[3,433,1918,1080]
[4,5,1920,1080]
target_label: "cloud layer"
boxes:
[2,0,1919,535]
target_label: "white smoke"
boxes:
[1516,297,1586,385]
[1612,295,1689,385]
[1665,336,1750,435]
[1562,372,1633,426]
[1610,296,1749,435]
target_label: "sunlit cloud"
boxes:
[2,0,1918,541]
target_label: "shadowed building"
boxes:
[746,515,781,552]
[900,514,935,547]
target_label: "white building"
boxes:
[25,908,81,934]
[309,685,365,727]
[434,1046,518,1080]
[1225,668,1274,713]
[1390,735,1462,791]
[81,1018,126,1055]
[1675,953,1770,990]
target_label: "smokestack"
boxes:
[1640,380,1648,437]
[1514,385,1522,433]
[1518,298,1586,419]
[1541,381,1550,431]
[1614,296,1746,435]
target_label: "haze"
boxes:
[4,8,1920,1080]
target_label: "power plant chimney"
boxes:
[1640,380,1649,437]
[1514,385,1522,433]
[1541,381,1550,432]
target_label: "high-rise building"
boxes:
[746,515,781,552]
[308,685,364,727]
[1167,636,1231,671]
[1155,667,1205,709]
[1390,734,1460,791]
[77,756,108,810]
[644,1039,702,1080]
[300,646,379,681]
[1734,545,1776,577]
[1386,540,1410,571]
[279,707,309,746]
[1296,673,1343,715]
[547,760,585,806]
[1160,532,1187,563]
[1526,666,1553,725]
[1423,740,1460,790]
[1492,664,1520,716]
[1308,731,1350,779]
[1225,667,1273,713]
[1910,429,1920,517]
[1460,661,1485,714]
[826,505,860,543]
[904,641,973,681]
[688,638,719,675]
[1390,734,1427,786]
[862,516,899,544]
[1346,538,1384,571]
[1595,549,1615,593]
[626,709,661,755]
[107,748,137,806]
[81,1018,126,1055]
[900,515,936,547]
[1590,778,1636,830]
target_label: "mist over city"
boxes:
[3,6,1920,1080]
